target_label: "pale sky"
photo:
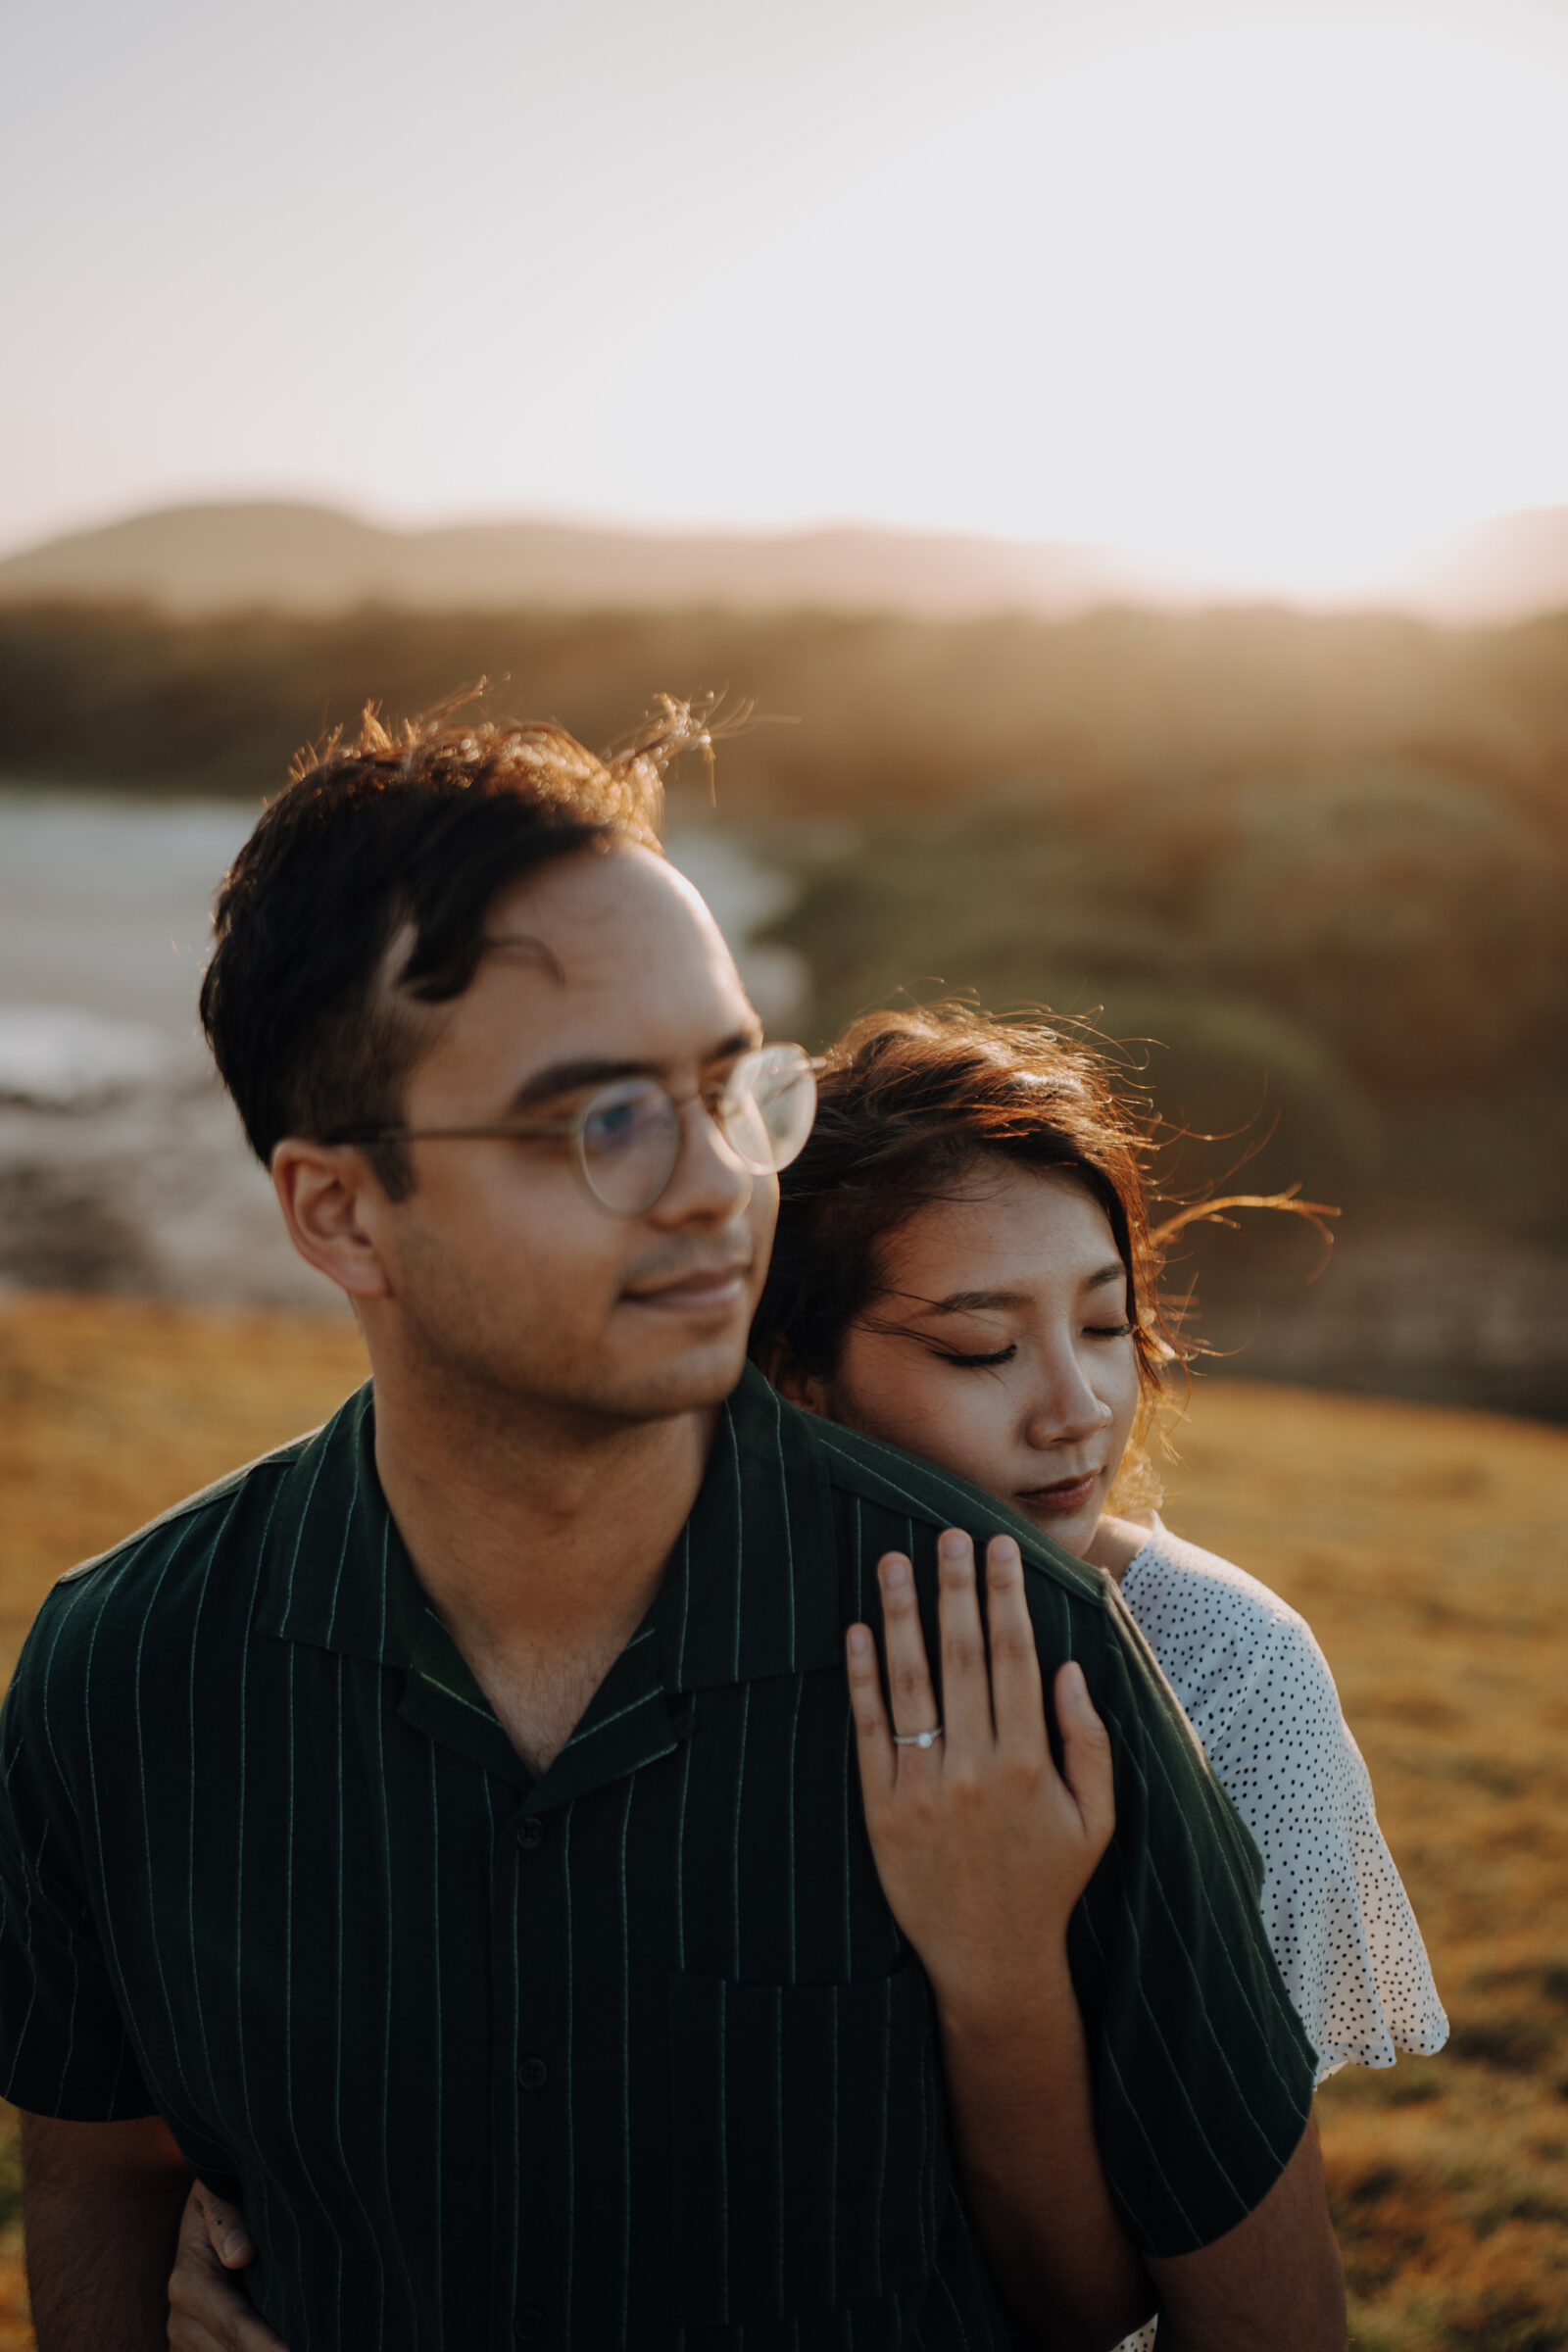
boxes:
[6,0,1568,593]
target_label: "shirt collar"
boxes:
[254,1364,845,1801]
[650,1361,842,1693]
[254,1385,418,1670]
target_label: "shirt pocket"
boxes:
[668,1958,950,2326]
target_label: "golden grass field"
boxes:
[0,1293,1564,2349]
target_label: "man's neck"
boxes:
[367,1351,717,1774]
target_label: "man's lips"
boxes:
[1015,1471,1102,1515]
[622,1263,752,1311]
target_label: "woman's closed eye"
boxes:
[927,1344,1018,1369]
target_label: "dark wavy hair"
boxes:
[752,1003,1332,1493]
[199,697,715,1197]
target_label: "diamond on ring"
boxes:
[891,1725,945,1748]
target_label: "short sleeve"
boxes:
[1206,1616,1448,2078]
[1065,1582,1318,2259]
[0,1622,156,2120]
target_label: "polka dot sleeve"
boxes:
[1119,1522,1448,2078]
[1109,1524,1447,2352]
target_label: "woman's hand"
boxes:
[167,2180,287,2352]
[845,1528,1114,2015]
[846,1530,1150,2346]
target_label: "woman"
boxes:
[755,1001,1446,2347]
[758,1001,1445,2082]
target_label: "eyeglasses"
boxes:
[326,1042,818,1217]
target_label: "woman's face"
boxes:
[809,1161,1143,1558]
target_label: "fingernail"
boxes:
[847,1625,872,1657]
[990,1536,1019,1565]
[1061,1661,1087,1702]
[222,2231,247,2264]
[938,1530,970,1561]
[881,1555,911,1589]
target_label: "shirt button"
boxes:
[514,2306,548,2343]
[515,1817,544,1850]
[516,2054,549,2091]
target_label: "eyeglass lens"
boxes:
[579,1084,683,1213]
[722,1046,815,1172]
[576,1048,815,1214]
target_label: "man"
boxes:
[0,708,1345,2350]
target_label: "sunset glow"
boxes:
[6,2,1568,595]
[618,21,1568,595]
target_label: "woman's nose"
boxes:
[1023,1352,1115,1449]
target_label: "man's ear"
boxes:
[270,1139,395,1300]
[755,1334,831,1418]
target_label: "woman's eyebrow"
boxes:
[916,1264,1125,1316]
[922,1288,1028,1316]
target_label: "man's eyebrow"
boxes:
[505,1058,652,1112]
[504,1029,761,1113]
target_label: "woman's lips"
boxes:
[1015,1472,1100,1516]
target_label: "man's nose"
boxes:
[648,1095,755,1226]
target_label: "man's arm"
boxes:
[21,2111,192,2352]
[1150,2116,1346,2351]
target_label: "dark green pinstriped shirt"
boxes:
[0,1364,1315,2350]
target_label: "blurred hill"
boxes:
[0,502,1143,622]
[3,498,1568,621]
[1414,506,1568,622]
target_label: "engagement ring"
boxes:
[892,1725,945,1748]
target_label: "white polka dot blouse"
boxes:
[1110,1517,1447,2352]
[1119,1517,1446,2081]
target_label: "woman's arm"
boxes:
[1209,1612,1448,2078]
[846,1530,1155,2352]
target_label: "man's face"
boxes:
[367,844,777,1428]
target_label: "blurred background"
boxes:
[2,0,1566,1417]
[2,2,1567,2345]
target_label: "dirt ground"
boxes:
[0,1294,1564,2349]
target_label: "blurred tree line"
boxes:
[2,596,1567,813]
[2,597,1564,1409]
